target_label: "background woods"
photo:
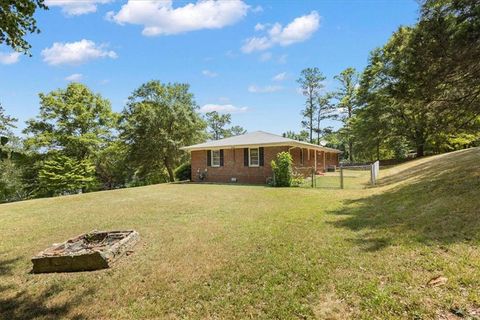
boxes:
[0,0,479,202]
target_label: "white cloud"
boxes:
[41,39,117,66]
[0,52,21,65]
[259,52,272,62]
[65,73,83,81]
[109,0,249,36]
[272,72,287,81]
[202,69,218,78]
[241,11,320,53]
[254,23,265,31]
[200,104,248,113]
[248,85,283,93]
[241,36,271,53]
[45,0,112,16]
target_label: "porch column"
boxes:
[323,151,326,172]
[314,150,317,172]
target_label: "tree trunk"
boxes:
[310,114,313,144]
[164,157,175,182]
[348,140,353,162]
[415,130,426,157]
[416,144,425,157]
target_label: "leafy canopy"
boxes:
[120,80,206,182]
[297,67,326,143]
[24,83,117,160]
[0,0,48,54]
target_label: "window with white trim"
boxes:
[249,148,259,167]
[211,150,221,167]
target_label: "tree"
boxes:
[120,80,206,182]
[314,92,335,145]
[24,83,117,160]
[351,0,480,157]
[228,125,247,137]
[0,0,48,54]
[297,68,326,143]
[0,105,24,202]
[271,152,293,187]
[94,141,129,189]
[205,111,231,140]
[0,103,17,159]
[282,130,309,142]
[334,67,359,162]
[23,83,117,196]
[38,154,96,196]
[0,158,26,203]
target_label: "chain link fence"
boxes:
[302,161,380,189]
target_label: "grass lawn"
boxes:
[302,169,373,189]
[1,148,479,319]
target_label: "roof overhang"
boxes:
[181,141,341,153]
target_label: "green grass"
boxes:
[302,169,373,189]
[1,148,479,319]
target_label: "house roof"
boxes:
[181,131,342,153]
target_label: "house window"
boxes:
[211,150,221,167]
[249,148,259,167]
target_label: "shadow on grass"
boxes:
[0,256,93,320]
[0,257,20,276]
[328,148,480,250]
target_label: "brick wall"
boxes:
[190,146,340,184]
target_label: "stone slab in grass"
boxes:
[31,230,139,273]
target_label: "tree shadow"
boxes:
[0,256,20,276]
[328,148,480,251]
[0,255,93,320]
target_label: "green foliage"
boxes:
[271,152,293,187]
[38,154,97,196]
[282,130,310,142]
[0,104,18,160]
[0,159,27,203]
[290,171,305,187]
[174,162,191,181]
[314,93,336,145]
[95,141,129,189]
[22,83,117,197]
[24,83,117,160]
[334,67,360,162]
[121,80,206,183]
[0,0,48,54]
[297,67,326,143]
[205,111,231,140]
[353,0,480,158]
[227,125,247,137]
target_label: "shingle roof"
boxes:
[181,131,341,153]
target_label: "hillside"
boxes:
[0,148,479,319]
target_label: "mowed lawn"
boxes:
[1,148,479,319]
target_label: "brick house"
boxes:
[182,131,341,184]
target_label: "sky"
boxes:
[0,0,419,136]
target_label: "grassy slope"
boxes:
[0,148,479,319]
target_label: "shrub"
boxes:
[174,162,191,181]
[271,152,293,187]
[291,170,305,187]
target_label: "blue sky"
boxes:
[0,0,419,135]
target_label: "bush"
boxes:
[271,152,293,187]
[291,170,305,187]
[174,162,191,181]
